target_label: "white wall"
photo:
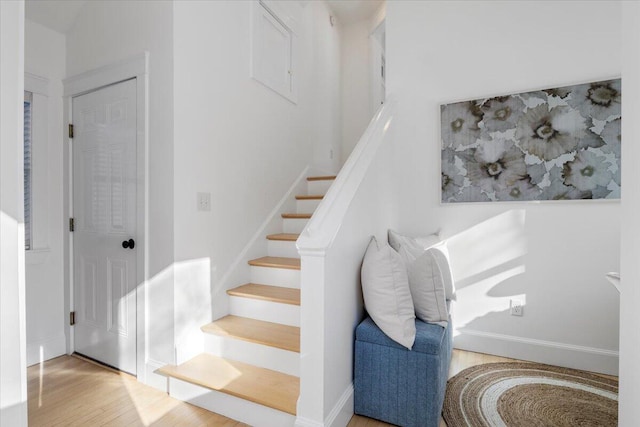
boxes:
[65,0,175,380]
[0,0,28,424]
[24,19,67,366]
[309,1,342,173]
[386,1,621,374]
[340,18,372,165]
[619,2,640,424]
[172,0,341,360]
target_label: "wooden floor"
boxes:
[28,355,248,426]
[27,350,520,426]
[348,349,517,427]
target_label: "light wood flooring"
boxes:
[27,350,520,426]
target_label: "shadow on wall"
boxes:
[445,210,528,336]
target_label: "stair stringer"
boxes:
[174,168,308,366]
[209,167,307,324]
[208,166,334,320]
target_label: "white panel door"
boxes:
[73,79,137,375]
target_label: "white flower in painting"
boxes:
[576,128,605,151]
[600,117,621,159]
[519,86,572,103]
[526,162,547,185]
[567,80,621,121]
[452,185,491,203]
[495,178,541,202]
[543,86,573,99]
[515,104,587,161]
[441,148,465,202]
[441,101,483,149]
[539,166,592,200]
[480,96,525,132]
[592,185,613,199]
[466,139,527,193]
[563,150,613,191]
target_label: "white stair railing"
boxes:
[296,97,399,427]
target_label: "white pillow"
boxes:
[361,236,416,349]
[429,243,456,301]
[407,249,448,326]
[388,229,456,301]
[388,229,440,263]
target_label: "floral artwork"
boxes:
[440,79,621,203]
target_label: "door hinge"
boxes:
[69,217,75,232]
[68,124,74,138]
[70,311,76,326]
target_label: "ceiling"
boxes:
[326,0,384,25]
[26,0,87,34]
[25,0,384,35]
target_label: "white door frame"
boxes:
[63,52,148,382]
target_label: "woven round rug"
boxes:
[443,362,618,427]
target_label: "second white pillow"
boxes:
[407,249,448,326]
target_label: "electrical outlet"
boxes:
[510,299,523,316]
[329,149,334,160]
[197,192,211,212]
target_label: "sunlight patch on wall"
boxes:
[445,210,528,337]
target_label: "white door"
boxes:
[73,79,137,375]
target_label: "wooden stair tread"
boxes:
[157,353,299,415]
[281,213,312,219]
[248,256,300,270]
[228,283,300,306]
[266,233,299,242]
[295,194,324,200]
[202,315,300,353]
[306,175,336,181]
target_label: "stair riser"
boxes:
[267,240,299,258]
[283,217,309,234]
[203,334,300,376]
[229,296,300,327]
[250,265,300,288]
[169,379,296,427]
[296,199,322,213]
[307,180,333,195]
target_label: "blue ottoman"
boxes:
[354,316,452,427]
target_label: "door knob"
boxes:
[122,239,135,249]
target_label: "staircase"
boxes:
[158,175,336,427]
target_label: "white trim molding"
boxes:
[294,383,353,427]
[455,328,619,376]
[63,51,149,383]
[325,383,354,427]
[63,53,148,97]
[25,72,49,96]
[212,166,310,320]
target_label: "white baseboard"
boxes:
[144,358,170,392]
[26,333,66,366]
[295,383,354,427]
[295,417,323,427]
[455,328,619,376]
[326,383,354,427]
